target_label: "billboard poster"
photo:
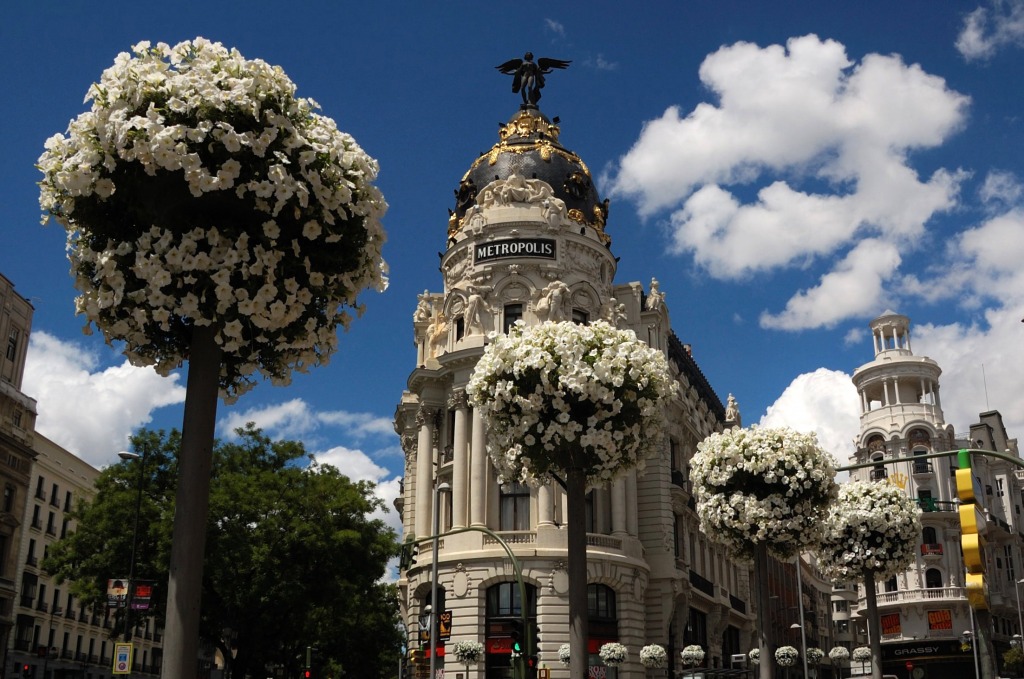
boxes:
[107,579,128,608]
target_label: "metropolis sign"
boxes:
[474,238,556,263]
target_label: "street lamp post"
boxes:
[794,557,809,679]
[1016,578,1024,640]
[117,449,147,644]
[428,482,450,679]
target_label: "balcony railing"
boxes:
[912,461,934,475]
[870,468,888,481]
[869,586,964,606]
[915,498,957,512]
[689,570,715,597]
[921,543,943,556]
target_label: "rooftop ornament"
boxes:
[495,52,571,107]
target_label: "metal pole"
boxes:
[117,449,147,643]
[429,482,449,679]
[795,557,809,679]
[969,610,981,679]
[1017,579,1024,639]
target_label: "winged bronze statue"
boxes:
[496,52,571,106]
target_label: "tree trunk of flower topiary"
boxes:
[568,466,589,679]
[863,572,882,679]
[755,543,774,679]
[163,326,222,678]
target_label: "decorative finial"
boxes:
[495,52,571,107]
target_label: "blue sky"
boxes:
[3,2,1024,537]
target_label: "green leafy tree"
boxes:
[45,426,402,679]
[1005,645,1024,677]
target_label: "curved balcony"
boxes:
[866,586,964,607]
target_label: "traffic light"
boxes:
[510,620,523,657]
[399,539,419,570]
[408,648,425,666]
[21,664,30,679]
[956,449,988,609]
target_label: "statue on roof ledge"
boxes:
[496,52,571,107]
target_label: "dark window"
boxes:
[571,309,589,325]
[6,330,18,361]
[454,317,465,341]
[503,304,523,333]
[925,568,943,588]
[50,484,59,506]
[922,526,937,543]
[499,482,530,531]
[3,486,14,513]
[884,577,898,593]
[486,582,536,618]
[588,584,616,619]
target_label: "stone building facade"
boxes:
[840,310,1022,677]
[0,272,162,679]
[394,100,755,678]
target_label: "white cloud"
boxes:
[219,398,395,442]
[760,239,901,330]
[314,444,404,538]
[913,307,1024,442]
[979,170,1023,208]
[610,34,968,329]
[22,331,185,467]
[544,18,565,37]
[957,0,1024,60]
[759,368,861,466]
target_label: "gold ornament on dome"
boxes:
[498,110,561,142]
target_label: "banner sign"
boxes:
[107,579,128,608]
[474,238,555,263]
[881,613,901,635]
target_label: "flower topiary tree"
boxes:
[641,644,668,669]
[38,38,386,676]
[452,640,485,671]
[680,645,705,667]
[691,426,837,679]
[829,646,850,679]
[817,481,920,679]
[599,643,628,668]
[468,320,674,679]
[775,646,798,667]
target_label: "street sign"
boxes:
[438,610,452,640]
[112,642,132,675]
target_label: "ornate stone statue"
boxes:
[535,281,570,322]
[463,285,492,335]
[495,52,571,107]
[646,278,665,312]
[427,310,448,359]
[414,290,432,323]
[725,393,741,427]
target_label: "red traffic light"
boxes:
[304,671,311,679]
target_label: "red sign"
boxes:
[920,543,943,555]
[928,609,953,630]
[487,637,513,655]
[881,613,901,635]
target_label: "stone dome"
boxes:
[448,106,609,244]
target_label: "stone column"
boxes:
[451,390,469,529]
[626,469,639,536]
[538,483,554,527]
[611,477,628,536]
[415,406,437,539]
[470,407,487,527]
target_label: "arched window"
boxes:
[502,304,522,334]
[925,569,943,588]
[499,482,530,531]
[885,576,898,593]
[870,452,887,481]
[922,526,937,544]
[485,583,537,677]
[589,584,619,664]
